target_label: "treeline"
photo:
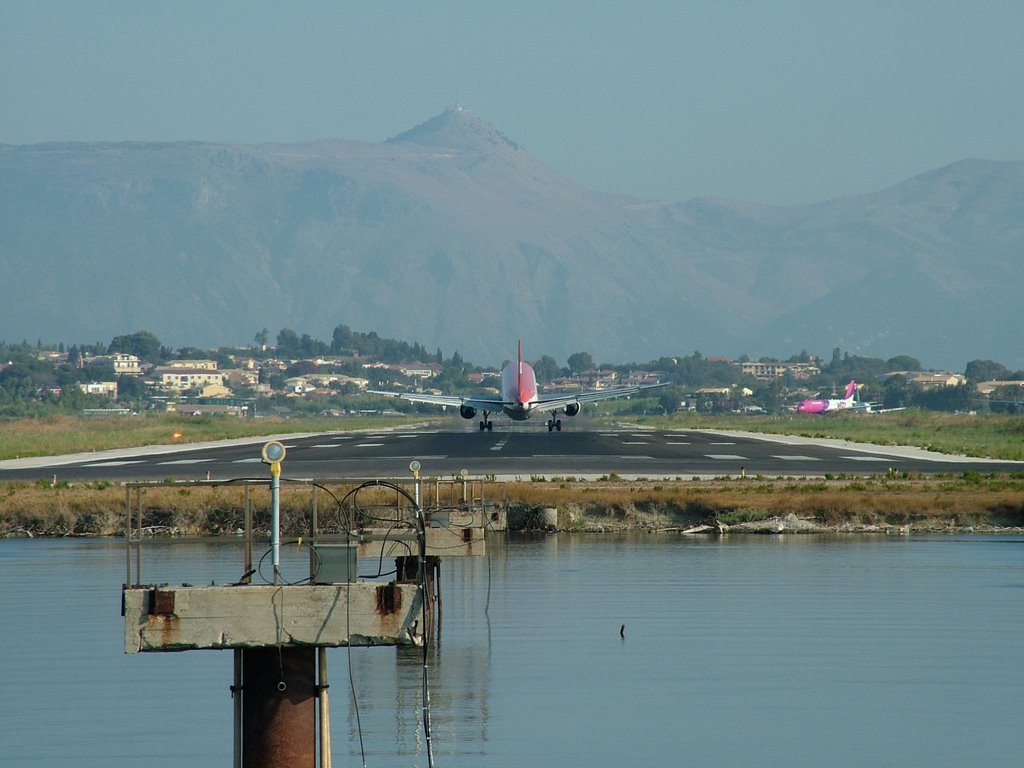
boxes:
[262,325,456,366]
[3,325,1024,417]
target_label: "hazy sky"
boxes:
[2,1,1022,205]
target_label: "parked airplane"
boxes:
[370,341,666,431]
[797,380,904,414]
[796,380,859,414]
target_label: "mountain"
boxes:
[1,108,1022,370]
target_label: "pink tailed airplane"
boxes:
[370,341,665,431]
[796,380,860,414]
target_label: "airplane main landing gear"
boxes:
[479,411,493,431]
[546,417,561,432]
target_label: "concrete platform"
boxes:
[123,582,422,653]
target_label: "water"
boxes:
[1,533,1022,767]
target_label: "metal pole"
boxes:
[318,647,332,768]
[311,485,318,540]
[125,485,131,586]
[244,485,253,581]
[233,649,243,768]
[270,466,281,584]
[134,486,142,586]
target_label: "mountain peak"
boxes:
[387,107,522,152]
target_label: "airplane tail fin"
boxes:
[517,340,528,402]
[844,380,857,401]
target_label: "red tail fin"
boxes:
[517,340,526,400]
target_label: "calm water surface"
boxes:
[1,533,1022,767]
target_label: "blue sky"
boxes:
[2,1,1022,205]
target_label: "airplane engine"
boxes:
[459,405,477,420]
[563,403,581,417]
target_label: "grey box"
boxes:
[311,544,358,583]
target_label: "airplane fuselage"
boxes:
[500,356,538,420]
[796,380,858,414]
[796,397,854,414]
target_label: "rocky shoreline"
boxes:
[510,503,1024,537]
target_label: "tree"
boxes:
[658,387,683,415]
[886,355,921,372]
[331,324,353,354]
[567,351,594,375]
[108,331,162,362]
[964,359,1011,383]
[533,355,561,383]
[276,328,300,358]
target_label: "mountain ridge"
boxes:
[1,109,1021,369]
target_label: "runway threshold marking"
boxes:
[82,460,145,467]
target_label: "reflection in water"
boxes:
[1,533,1022,767]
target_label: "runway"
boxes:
[1,424,1019,482]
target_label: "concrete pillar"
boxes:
[242,647,316,768]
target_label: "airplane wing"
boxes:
[368,390,506,410]
[534,382,667,412]
[849,401,906,414]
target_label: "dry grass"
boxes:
[4,474,1022,537]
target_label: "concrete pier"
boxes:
[122,468,491,767]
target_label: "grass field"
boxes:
[0,413,424,461]
[630,410,1024,461]
[1,409,1022,461]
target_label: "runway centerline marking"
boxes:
[706,454,747,460]
[355,443,385,448]
[158,458,215,465]
[82,460,145,467]
[841,455,895,462]
[771,455,819,461]
[490,439,509,452]
[666,441,691,445]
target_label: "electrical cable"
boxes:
[345,573,367,767]
[341,480,436,768]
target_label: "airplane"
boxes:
[796,380,904,414]
[369,341,666,431]
[796,380,859,414]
